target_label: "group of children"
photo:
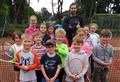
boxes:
[9,15,113,82]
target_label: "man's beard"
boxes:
[71,11,76,16]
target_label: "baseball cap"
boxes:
[45,39,56,46]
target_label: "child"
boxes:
[70,28,92,57]
[89,23,99,78]
[54,24,69,47]
[64,35,89,82]
[55,28,69,82]
[83,25,94,50]
[89,23,99,47]
[40,39,62,82]
[47,23,55,39]
[31,32,46,82]
[39,23,51,45]
[9,31,23,82]
[25,15,39,35]
[15,33,38,82]
[92,29,113,82]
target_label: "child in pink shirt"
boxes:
[25,15,39,34]
[70,28,92,57]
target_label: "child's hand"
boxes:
[45,77,50,82]
[49,77,55,82]
[20,66,28,70]
[76,23,81,29]
[74,75,79,81]
[70,74,76,80]
[100,61,111,66]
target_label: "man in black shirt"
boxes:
[63,2,84,46]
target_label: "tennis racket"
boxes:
[110,61,120,74]
[1,41,14,59]
[0,41,16,64]
[68,58,84,82]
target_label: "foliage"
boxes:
[76,0,120,24]
[93,14,120,29]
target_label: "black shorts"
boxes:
[14,66,20,71]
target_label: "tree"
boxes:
[56,0,63,23]
[41,7,52,21]
[111,0,120,13]
[76,0,113,24]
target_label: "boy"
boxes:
[40,39,62,82]
[64,35,89,82]
[55,28,69,82]
[92,29,113,82]
[31,32,46,82]
[15,33,38,82]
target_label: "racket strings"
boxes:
[68,58,84,75]
[110,61,120,74]
[1,42,14,59]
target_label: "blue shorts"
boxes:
[42,78,59,82]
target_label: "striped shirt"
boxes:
[31,45,46,70]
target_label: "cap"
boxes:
[45,39,56,46]
[54,24,62,28]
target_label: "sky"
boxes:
[30,0,75,13]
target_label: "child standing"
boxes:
[47,23,55,39]
[70,28,92,57]
[31,32,46,82]
[54,24,69,47]
[15,33,38,82]
[89,23,99,47]
[64,35,89,82]
[25,15,39,35]
[40,39,62,82]
[89,23,100,78]
[10,31,23,82]
[39,23,51,45]
[92,29,113,82]
[55,28,69,82]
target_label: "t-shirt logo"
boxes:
[20,56,30,72]
[45,60,56,70]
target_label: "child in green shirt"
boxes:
[55,28,69,82]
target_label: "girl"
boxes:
[70,28,92,57]
[39,23,51,45]
[10,31,23,82]
[47,23,55,39]
[25,15,39,35]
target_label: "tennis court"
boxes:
[0,37,120,82]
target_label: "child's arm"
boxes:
[64,54,71,76]
[109,47,114,63]
[56,44,69,56]
[41,65,50,82]
[92,47,110,66]
[50,65,61,82]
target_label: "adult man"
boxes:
[63,2,84,46]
